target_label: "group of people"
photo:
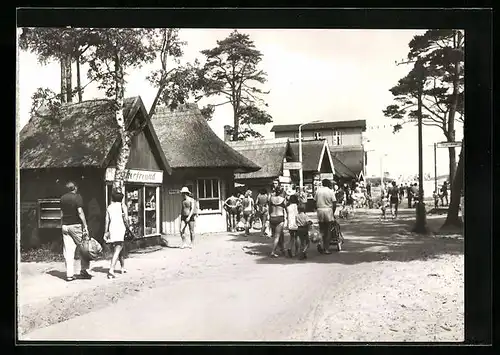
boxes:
[433,181,449,208]
[59,181,128,282]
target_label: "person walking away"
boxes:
[406,183,412,208]
[241,190,254,236]
[399,184,405,203]
[297,186,308,210]
[411,183,419,207]
[255,189,270,237]
[180,186,196,248]
[103,189,128,279]
[314,179,336,255]
[285,194,300,257]
[440,181,449,206]
[224,191,240,232]
[387,181,400,218]
[296,205,313,260]
[60,181,92,282]
[269,186,287,258]
[433,190,440,209]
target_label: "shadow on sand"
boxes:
[229,209,463,266]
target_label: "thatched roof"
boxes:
[329,147,364,176]
[19,96,170,172]
[227,138,295,180]
[151,104,260,173]
[289,140,329,172]
[271,120,366,132]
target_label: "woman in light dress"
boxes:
[104,189,128,279]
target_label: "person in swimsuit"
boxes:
[269,186,287,258]
[180,186,196,248]
[286,194,300,257]
[255,188,270,237]
[241,190,254,236]
[224,191,240,232]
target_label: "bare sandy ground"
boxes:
[18,208,463,342]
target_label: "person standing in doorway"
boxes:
[103,189,127,279]
[224,191,240,232]
[60,181,92,282]
[314,179,336,255]
[180,186,196,248]
[269,186,287,258]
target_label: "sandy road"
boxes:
[20,208,464,342]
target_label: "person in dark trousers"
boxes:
[60,181,92,282]
[407,183,413,208]
[440,181,449,206]
[314,179,336,254]
[398,184,405,203]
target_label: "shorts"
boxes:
[181,215,196,223]
[243,211,253,220]
[317,208,334,223]
[390,196,399,204]
[269,215,284,225]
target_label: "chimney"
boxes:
[223,125,231,142]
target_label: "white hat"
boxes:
[180,186,192,195]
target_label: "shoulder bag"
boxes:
[121,203,137,241]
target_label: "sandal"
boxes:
[270,252,279,258]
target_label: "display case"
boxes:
[106,184,161,238]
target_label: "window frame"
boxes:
[196,177,222,214]
[313,131,322,140]
[332,130,342,146]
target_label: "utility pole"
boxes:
[412,60,429,234]
[434,143,438,194]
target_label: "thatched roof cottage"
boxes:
[151,103,260,234]
[226,138,296,197]
[19,96,171,248]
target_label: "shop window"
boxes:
[314,132,322,140]
[197,178,221,212]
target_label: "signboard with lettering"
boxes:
[169,189,181,195]
[283,162,302,170]
[436,141,462,149]
[105,168,163,184]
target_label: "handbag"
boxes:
[81,237,103,260]
[121,203,137,241]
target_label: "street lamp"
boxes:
[298,120,323,189]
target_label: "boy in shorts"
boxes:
[296,205,313,260]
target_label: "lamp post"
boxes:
[298,120,323,189]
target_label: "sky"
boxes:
[17,28,463,178]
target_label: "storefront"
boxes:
[104,168,163,238]
[19,96,172,249]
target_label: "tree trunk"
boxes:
[446,30,462,184]
[60,57,66,103]
[112,52,131,194]
[65,52,73,103]
[448,146,457,184]
[442,147,463,229]
[232,104,239,141]
[76,54,83,102]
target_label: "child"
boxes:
[433,190,439,209]
[286,194,300,257]
[296,205,313,260]
[380,197,389,221]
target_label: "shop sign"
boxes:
[105,168,163,184]
[169,189,181,195]
[283,162,302,170]
[279,176,291,183]
[436,141,462,149]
